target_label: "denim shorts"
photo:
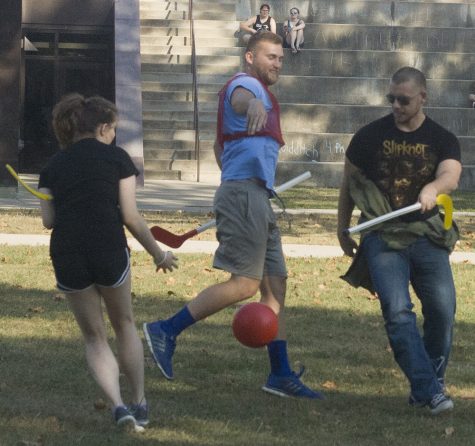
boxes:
[51,247,131,293]
[212,180,287,280]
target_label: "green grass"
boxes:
[1,246,475,445]
[278,187,475,212]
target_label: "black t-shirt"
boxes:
[39,138,139,256]
[254,15,272,32]
[346,114,461,213]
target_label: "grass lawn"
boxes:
[1,246,475,445]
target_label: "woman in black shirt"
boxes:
[39,94,177,430]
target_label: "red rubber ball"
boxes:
[232,302,278,348]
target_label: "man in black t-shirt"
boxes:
[337,67,462,415]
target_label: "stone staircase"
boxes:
[140,0,239,182]
[139,0,475,189]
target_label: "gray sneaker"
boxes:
[428,393,454,415]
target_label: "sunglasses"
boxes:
[290,11,298,15]
[386,93,420,106]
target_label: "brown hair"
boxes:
[52,93,117,148]
[391,67,427,89]
[245,31,283,53]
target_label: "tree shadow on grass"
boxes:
[2,261,475,445]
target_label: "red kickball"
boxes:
[232,302,278,348]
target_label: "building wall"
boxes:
[0,0,21,195]
[22,0,114,26]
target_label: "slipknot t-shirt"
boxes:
[346,114,461,212]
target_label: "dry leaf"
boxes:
[444,426,455,437]
[322,380,337,390]
[94,398,107,410]
[28,307,44,313]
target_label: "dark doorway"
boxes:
[20,28,114,173]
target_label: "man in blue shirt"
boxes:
[144,32,323,400]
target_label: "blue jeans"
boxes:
[362,233,456,402]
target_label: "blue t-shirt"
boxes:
[220,74,280,191]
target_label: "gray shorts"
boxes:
[213,180,287,280]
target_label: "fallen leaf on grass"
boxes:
[322,380,337,390]
[166,277,176,285]
[28,307,44,313]
[94,398,107,410]
[444,426,455,437]
[53,293,65,301]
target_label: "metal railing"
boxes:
[189,0,200,181]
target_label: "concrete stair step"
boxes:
[141,63,191,74]
[143,129,196,141]
[140,10,236,21]
[142,72,229,84]
[140,45,192,55]
[142,101,195,112]
[285,1,473,28]
[170,159,220,172]
[140,25,238,39]
[276,49,475,80]
[141,53,241,67]
[141,0,236,7]
[144,138,214,151]
[140,26,190,37]
[140,19,238,32]
[141,50,475,80]
[304,23,475,52]
[273,77,475,107]
[142,91,217,102]
[144,139,195,151]
[141,35,190,46]
[144,147,215,161]
[276,104,475,137]
[140,45,241,56]
[144,168,182,180]
[141,81,221,93]
[142,72,193,83]
[143,111,195,121]
[141,63,240,76]
[143,119,196,130]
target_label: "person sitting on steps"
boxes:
[283,7,305,54]
[239,4,277,45]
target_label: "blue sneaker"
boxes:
[113,405,143,432]
[262,367,325,400]
[408,392,454,415]
[130,403,149,427]
[143,321,176,380]
[429,393,454,415]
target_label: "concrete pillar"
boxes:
[0,0,21,197]
[114,0,145,186]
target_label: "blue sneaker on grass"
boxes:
[143,321,176,380]
[429,393,454,415]
[113,405,143,432]
[130,403,149,427]
[262,367,325,400]
[409,392,454,415]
